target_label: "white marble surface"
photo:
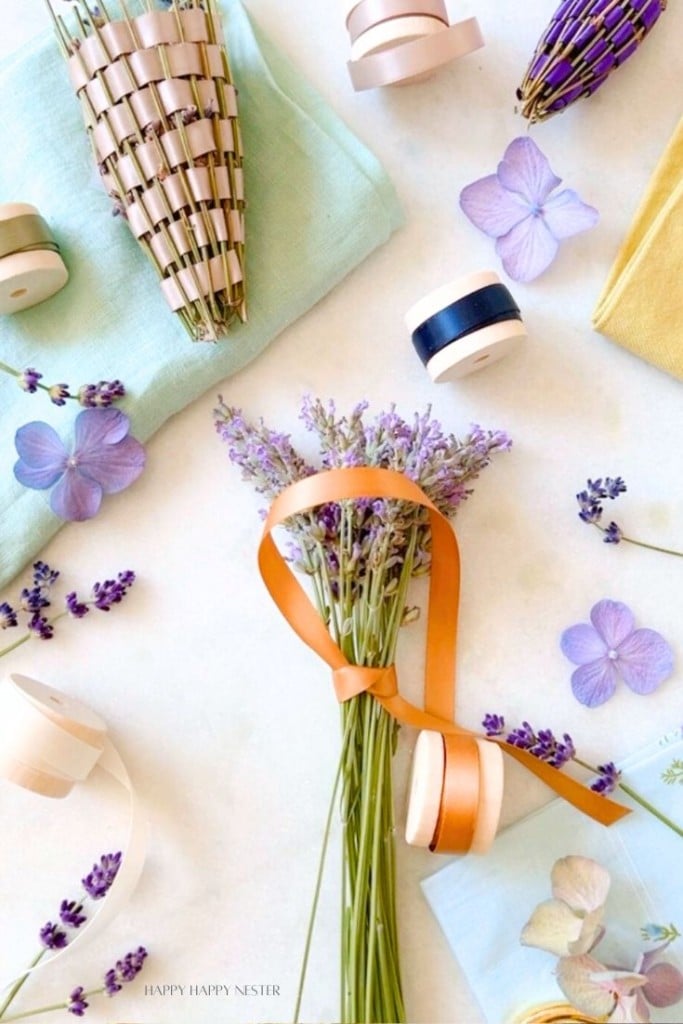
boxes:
[1,1,683,1022]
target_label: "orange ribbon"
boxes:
[257,467,630,829]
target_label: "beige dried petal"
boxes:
[521,898,585,957]
[551,855,611,913]
[557,955,647,1019]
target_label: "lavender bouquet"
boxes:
[214,396,511,1023]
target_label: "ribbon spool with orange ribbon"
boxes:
[257,467,629,857]
[345,0,484,91]
[0,674,147,990]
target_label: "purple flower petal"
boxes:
[571,658,618,708]
[73,408,130,454]
[590,599,634,649]
[495,214,559,282]
[14,422,66,489]
[77,435,146,494]
[50,469,103,521]
[642,962,683,1008]
[497,137,561,205]
[542,189,599,240]
[561,623,607,665]
[616,628,674,695]
[459,174,529,238]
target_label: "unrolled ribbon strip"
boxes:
[0,674,148,990]
[406,271,527,381]
[0,203,69,315]
[345,0,484,91]
[257,467,630,855]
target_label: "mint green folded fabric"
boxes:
[0,1,402,590]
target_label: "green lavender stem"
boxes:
[574,757,683,838]
[0,612,68,660]
[0,951,45,1019]
[0,988,104,1022]
[594,523,683,558]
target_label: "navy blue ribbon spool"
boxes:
[411,283,522,366]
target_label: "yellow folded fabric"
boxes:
[592,116,683,380]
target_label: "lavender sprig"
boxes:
[0,359,126,408]
[483,714,683,839]
[0,563,136,659]
[576,476,683,557]
[0,852,125,1020]
[0,948,148,1022]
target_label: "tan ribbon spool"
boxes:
[0,203,69,314]
[405,270,528,381]
[347,15,484,91]
[406,729,504,853]
[346,0,449,41]
[0,674,148,990]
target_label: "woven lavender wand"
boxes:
[517,0,667,123]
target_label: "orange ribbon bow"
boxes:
[257,467,630,841]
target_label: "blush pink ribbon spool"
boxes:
[0,674,148,991]
[345,0,484,91]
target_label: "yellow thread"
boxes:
[511,1002,608,1024]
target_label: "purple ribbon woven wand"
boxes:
[517,0,667,123]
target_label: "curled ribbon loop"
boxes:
[0,674,148,991]
[258,467,630,829]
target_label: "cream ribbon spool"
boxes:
[405,270,527,381]
[350,14,446,62]
[405,729,504,853]
[0,203,69,315]
[0,674,148,989]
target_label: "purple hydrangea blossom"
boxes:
[560,599,674,708]
[82,852,122,899]
[67,987,89,1017]
[460,137,599,282]
[104,946,148,995]
[14,408,145,521]
[39,922,68,949]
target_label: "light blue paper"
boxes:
[421,728,683,1024]
[0,1,402,590]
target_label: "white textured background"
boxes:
[1,1,683,1022]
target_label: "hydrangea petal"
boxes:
[542,189,599,240]
[642,961,683,1007]
[551,855,610,914]
[73,408,130,455]
[560,623,607,665]
[459,175,529,238]
[556,955,631,1018]
[50,469,102,522]
[590,599,635,649]
[77,435,146,494]
[616,628,674,695]
[497,137,562,205]
[495,215,559,282]
[520,898,585,957]
[571,658,618,708]
[14,422,66,489]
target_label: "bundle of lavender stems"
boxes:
[517,0,667,122]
